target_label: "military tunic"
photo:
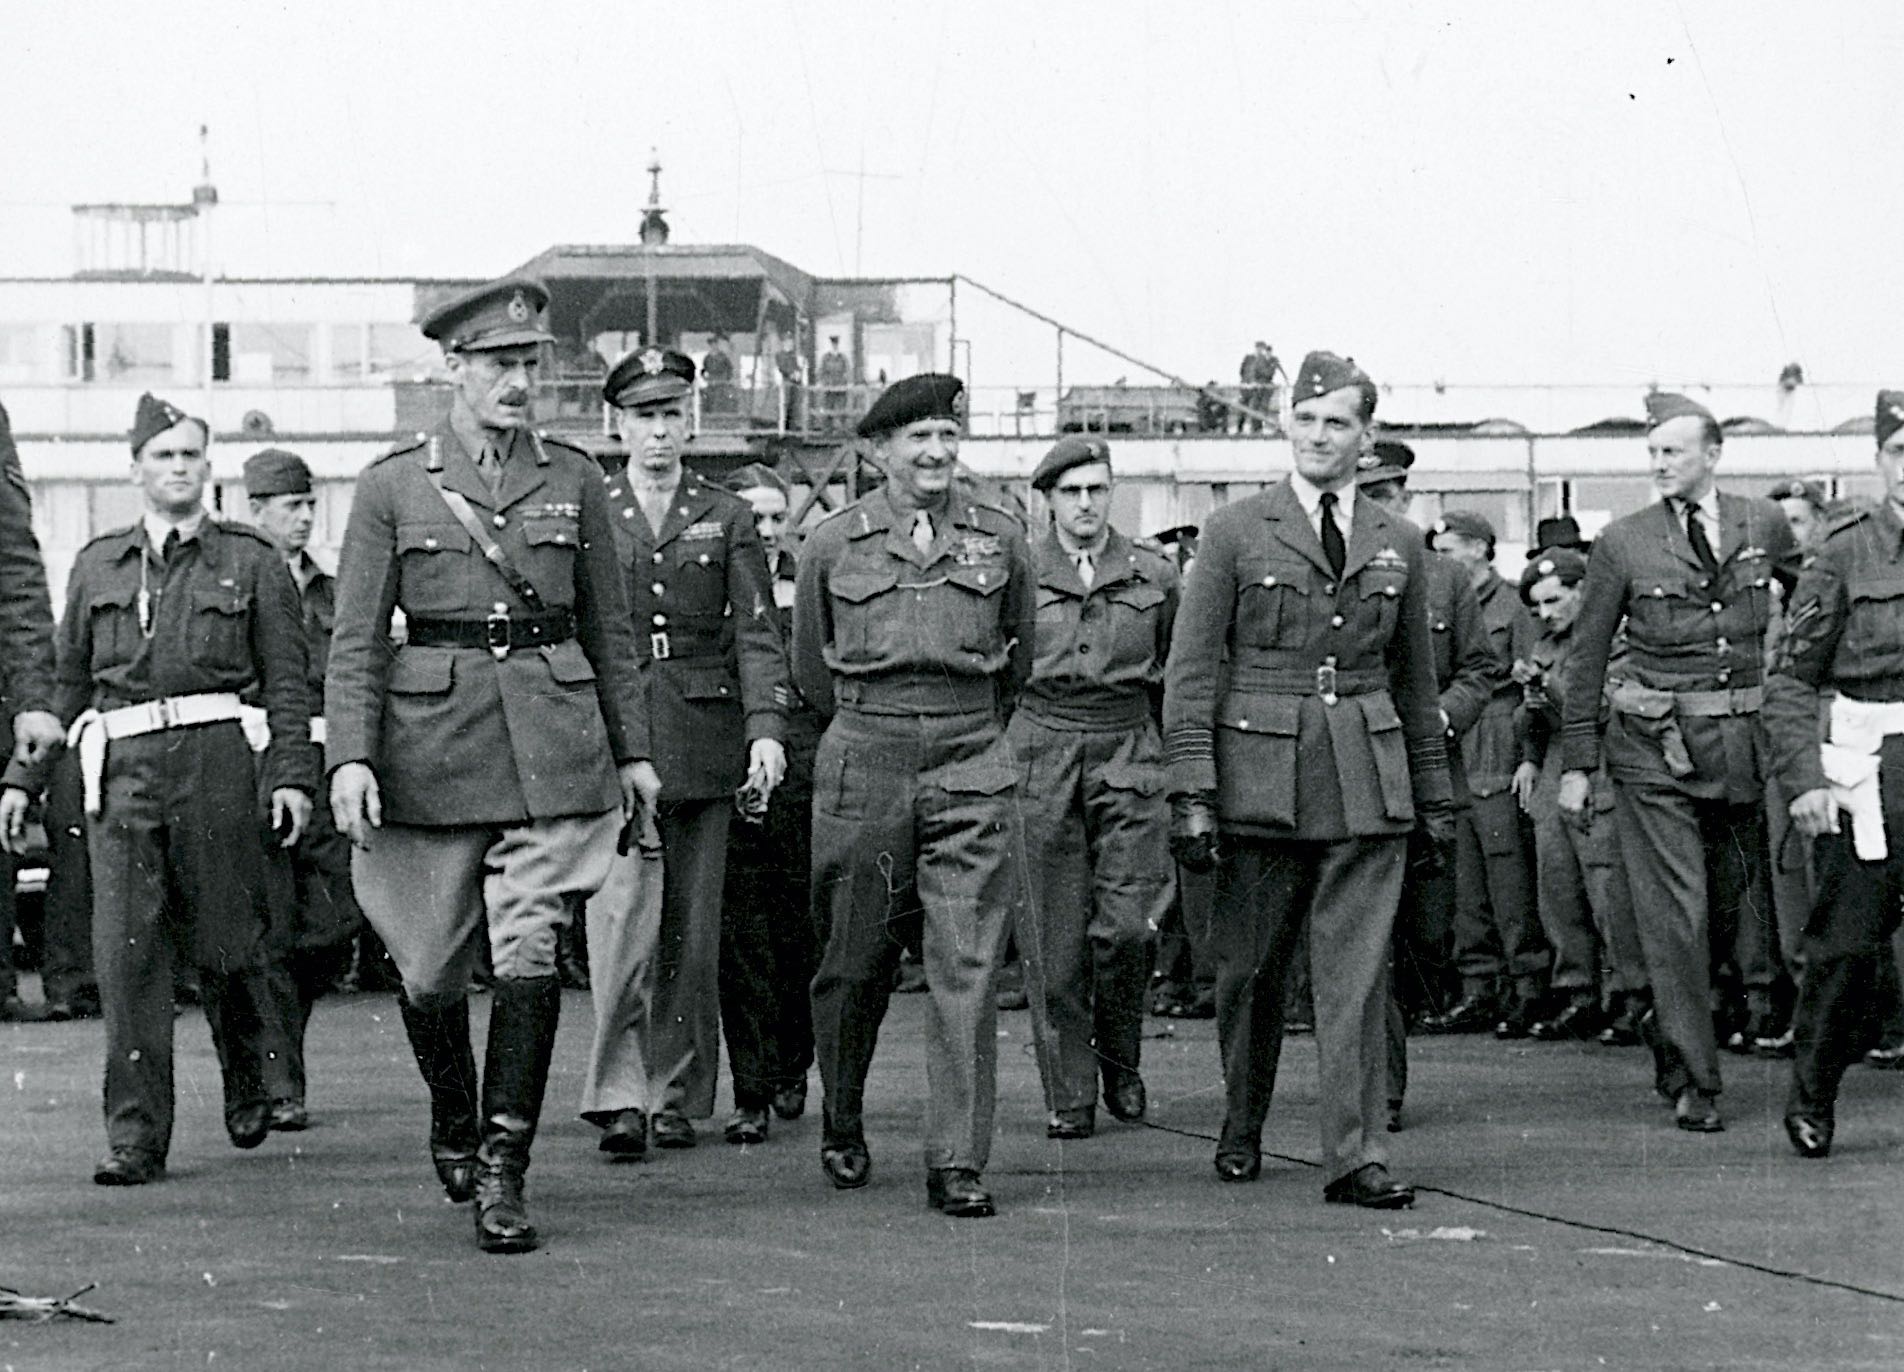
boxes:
[1163,479,1451,1183]
[326,418,648,1002]
[1006,527,1179,1119]
[578,466,788,1125]
[1561,493,1794,1099]
[1764,500,1904,1119]
[793,484,1035,1173]
[57,516,315,1164]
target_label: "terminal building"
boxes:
[1,170,1886,598]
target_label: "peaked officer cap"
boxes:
[856,373,964,439]
[1355,438,1415,486]
[130,392,205,456]
[419,277,554,353]
[1031,434,1112,492]
[1519,548,1589,604]
[605,346,696,408]
[1643,391,1716,431]
[1876,390,1904,447]
[1293,351,1376,411]
[242,447,313,498]
[1436,509,1497,549]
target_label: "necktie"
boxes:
[912,510,934,556]
[161,529,180,566]
[475,440,504,495]
[1683,501,1719,575]
[1076,552,1095,587]
[1318,491,1346,578]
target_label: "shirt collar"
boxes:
[1670,488,1720,524]
[1289,471,1356,525]
[1053,525,1111,561]
[143,508,207,552]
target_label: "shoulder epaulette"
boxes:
[213,520,278,550]
[535,430,590,459]
[369,431,429,466]
[79,523,139,552]
[1826,502,1876,538]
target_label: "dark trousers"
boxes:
[259,774,361,1105]
[1450,790,1546,989]
[1613,781,1769,1097]
[720,738,821,1108]
[1008,716,1170,1115]
[1386,831,1456,1106]
[809,708,1019,1173]
[39,750,98,1005]
[648,798,732,1119]
[1214,834,1405,1183]
[1790,741,1904,1116]
[1153,862,1217,996]
[90,725,277,1161]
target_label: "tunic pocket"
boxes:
[190,586,252,672]
[86,583,140,672]
[1236,555,1310,649]
[828,566,899,660]
[944,563,1008,652]
[1360,693,1416,823]
[1214,694,1300,828]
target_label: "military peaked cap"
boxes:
[1031,434,1112,492]
[605,346,695,408]
[1437,509,1497,549]
[130,392,205,456]
[1355,438,1415,486]
[420,277,554,353]
[856,373,964,439]
[242,447,313,498]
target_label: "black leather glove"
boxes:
[1416,798,1457,874]
[1169,792,1221,873]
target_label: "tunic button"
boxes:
[1264,575,1276,586]
[652,552,663,564]
[1324,582,1336,595]
[652,614,667,627]
[424,537,438,549]
[625,508,636,519]
[1238,719,1249,729]
[1331,614,1345,628]
[1718,670,1731,683]
[652,582,665,596]
[1711,601,1723,613]
[1384,586,1397,597]
[1077,644,1090,654]
[698,553,710,565]
[493,515,506,529]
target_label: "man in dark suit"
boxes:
[328,278,659,1252]
[1164,350,1454,1207]
[1559,392,1795,1133]
[578,347,787,1155]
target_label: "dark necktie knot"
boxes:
[1682,500,1718,574]
[161,529,181,564]
[1318,491,1347,577]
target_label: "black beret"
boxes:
[1355,439,1415,487]
[1519,548,1589,605]
[605,347,696,408]
[420,277,554,353]
[130,392,205,456]
[1877,390,1904,448]
[242,447,313,498]
[1031,435,1112,492]
[856,373,964,439]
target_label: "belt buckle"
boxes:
[155,697,179,728]
[486,611,512,661]
[651,631,671,660]
[1316,657,1339,706]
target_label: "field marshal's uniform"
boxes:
[325,279,649,1250]
[1163,351,1452,1205]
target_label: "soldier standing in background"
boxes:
[793,373,1035,1218]
[241,447,362,1132]
[327,279,658,1252]
[1011,435,1178,1140]
[2,393,314,1186]
[1164,351,1454,1207]
[578,347,786,1155]
[1559,392,1794,1133]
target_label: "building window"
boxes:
[227,323,312,384]
[96,323,176,384]
[0,325,44,385]
[366,323,440,382]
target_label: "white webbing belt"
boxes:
[1820,694,1904,860]
[66,692,248,816]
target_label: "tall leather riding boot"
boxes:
[398,994,480,1202]
[474,975,561,1254]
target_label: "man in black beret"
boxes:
[794,372,1035,1216]
[1009,436,1179,1140]
[1164,350,1454,1207]
[577,346,787,1155]
[1764,388,1904,1156]
[241,448,361,1132]
[1560,391,1796,1133]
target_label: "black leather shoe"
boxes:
[43,996,101,1022]
[821,1140,871,1189]
[651,1112,697,1149]
[1598,998,1645,1047]
[1675,1087,1723,1133]
[0,994,47,1023]
[1865,1042,1904,1070]
[268,1099,309,1132]
[226,1100,271,1150]
[597,1109,647,1158]
[1103,1072,1147,1123]
[724,1106,770,1145]
[1531,997,1604,1042]
[1324,1162,1415,1209]
[1784,1112,1833,1158]
[473,1156,538,1254]
[436,1154,478,1203]
[1753,1026,1795,1059]
[1213,1149,1262,1183]
[772,1078,808,1121]
[926,1167,995,1217]
[92,1149,165,1186]
[1418,994,1497,1035]
[1047,1107,1095,1140]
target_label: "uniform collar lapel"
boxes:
[1265,479,1336,580]
[1340,497,1390,581]
[1038,528,1087,593]
[433,417,497,510]
[649,476,712,549]
[491,429,551,513]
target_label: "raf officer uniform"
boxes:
[1010,436,1179,1139]
[1163,352,1453,1206]
[1764,390,1904,1158]
[56,394,316,1184]
[579,347,788,1151]
[794,373,1035,1217]
[326,278,650,1250]
[242,448,363,1131]
[1561,392,1795,1130]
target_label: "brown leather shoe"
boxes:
[926,1167,995,1217]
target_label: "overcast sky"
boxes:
[4,0,1898,392]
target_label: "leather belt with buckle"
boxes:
[407,610,577,659]
[651,631,671,660]
[1316,657,1339,706]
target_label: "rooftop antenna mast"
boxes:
[638,149,669,345]
[195,124,219,425]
